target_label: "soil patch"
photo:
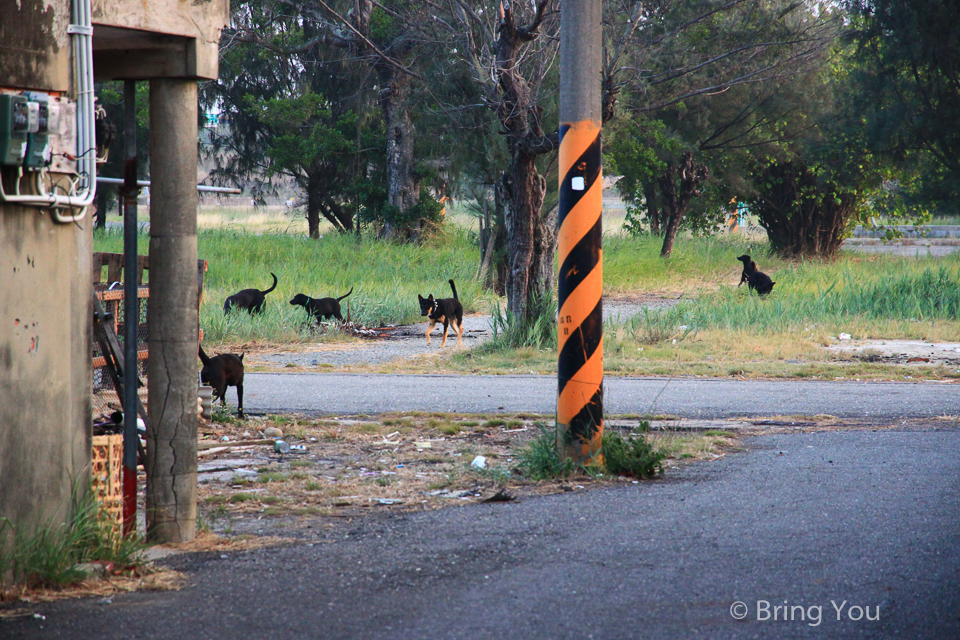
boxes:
[825,339,960,367]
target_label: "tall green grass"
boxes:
[94,226,489,343]
[95,224,960,346]
[483,292,557,351]
[603,234,775,292]
[619,262,960,339]
[0,487,145,590]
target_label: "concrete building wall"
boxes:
[0,207,93,529]
[1,0,226,536]
[0,0,72,91]
[0,0,92,531]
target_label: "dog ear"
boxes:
[428,294,434,301]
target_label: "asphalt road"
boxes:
[242,372,959,419]
[6,427,959,639]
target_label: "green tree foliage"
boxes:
[603,0,843,257]
[739,47,927,257]
[200,2,386,238]
[847,0,960,212]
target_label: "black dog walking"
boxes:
[198,344,245,416]
[418,279,464,347]
[290,286,354,323]
[736,255,775,295]
[223,272,278,314]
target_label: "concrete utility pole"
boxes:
[145,79,200,542]
[557,0,603,464]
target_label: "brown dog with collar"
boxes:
[418,279,463,347]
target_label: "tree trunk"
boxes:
[305,176,322,239]
[96,187,109,229]
[643,180,660,235]
[493,1,556,325]
[379,66,419,239]
[501,153,551,320]
[658,152,709,258]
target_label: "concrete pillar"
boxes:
[145,78,199,543]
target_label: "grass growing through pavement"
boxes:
[516,422,666,480]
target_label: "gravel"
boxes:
[248,294,684,369]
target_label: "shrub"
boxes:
[602,427,665,478]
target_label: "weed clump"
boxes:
[602,429,665,478]
[515,423,665,480]
[515,426,576,480]
[0,488,145,592]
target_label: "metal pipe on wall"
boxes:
[121,80,139,535]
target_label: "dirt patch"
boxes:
[824,339,960,367]
[240,295,685,371]
[190,412,750,535]
[186,410,927,540]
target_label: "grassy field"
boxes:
[95,222,494,344]
[94,211,960,380]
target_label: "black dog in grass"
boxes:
[199,344,245,417]
[290,287,354,323]
[418,279,464,347]
[736,255,775,295]
[223,272,278,314]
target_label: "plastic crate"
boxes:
[91,434,123,531]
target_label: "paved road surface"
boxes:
[6,427,959,639]
[243,372,959,418]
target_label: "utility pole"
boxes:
[557,0,603,464]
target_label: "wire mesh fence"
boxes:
[92,283,149,419]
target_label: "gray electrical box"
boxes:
[0,94,29,166]
[24,92,51,169]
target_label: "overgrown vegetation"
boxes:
[515,423,665,480]
[0,488,144,591]
[94,226,489,343]
[483,292,557,351]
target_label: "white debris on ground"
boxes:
[824,339,960,366]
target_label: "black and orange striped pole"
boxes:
[557,0,603,464]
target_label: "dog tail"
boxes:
[198,343,212,366]
[262,272,278,294]
[337,286,354,302]
[448,279,458,300]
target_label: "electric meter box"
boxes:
[0,94,30,166]
[24,92,51,169]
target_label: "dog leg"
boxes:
[425,319,437,345]
[440,320,450,348]
[237,382,244,417]
[454,319,463,346]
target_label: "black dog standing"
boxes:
[736,255,775,295]
[290,286,354,323]
[418,279,464,347]
[199,344,245,416]
[224,272,278,314]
